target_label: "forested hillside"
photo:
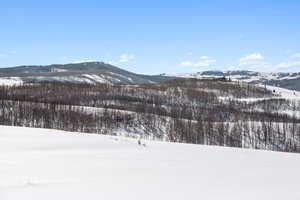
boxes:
[1,78,300,153]
[0,62,177,84]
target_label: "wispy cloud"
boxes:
[238,60,273,71]
[119,54,135,63]
[277,61,300,68]
[274,53,300,71]
[72,59,98,64]
[239,53,264,62]
[236,53,269,71]
[200,56,210,60]
[290,53,300,59]
[180,57,216,67]
[59,53,135,65]
[69,57,99,64]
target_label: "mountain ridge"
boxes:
[0,62,177,84]
[1,63,300,91]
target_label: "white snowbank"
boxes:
[0,126,300,200]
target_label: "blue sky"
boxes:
[0,0,300,74]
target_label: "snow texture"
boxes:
[1,126,300,200]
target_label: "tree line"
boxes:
[0,79,300,153]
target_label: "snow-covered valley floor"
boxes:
[1,126,300,200]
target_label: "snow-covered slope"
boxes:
[171,71,300,82]
[0,77,23,86]
[168,70,300,91]
[0,62,176,85]
[1,126,300,200]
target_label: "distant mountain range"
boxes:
[0,62,176,85]
[1,62,300,91]
[166,71,300,91]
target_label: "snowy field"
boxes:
[1,126,300,200]
[0,78,22,86]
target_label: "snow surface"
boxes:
[218,84,300,103]
[1,126,300,200]
[264,84,300,100]
[83,74,108,83]
[0,77,23,86]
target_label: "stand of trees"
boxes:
[0,79,300,153]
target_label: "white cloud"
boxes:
[71,58,98,63]
[290,53,300,59]
[119,54,135,63]
[239,61,270,66]
[200,56,210,60]
[181,55,216,67]
[237,53,269,71]
[181,61,193,66]
[195,59,216,66]
[180,59,216,67]
[275,54,300,70]
[239,53,264,62]
[277,61,300,68]
[238,61,265,66]
[237,60,274,71]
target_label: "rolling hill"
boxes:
[167,70,300,91]
[1,63,300,92]
[0,62,176,85]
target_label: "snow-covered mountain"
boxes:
[1,125,300,200]
[167,70,300,91]
[0,62,176,85]
[1,63,300,91]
